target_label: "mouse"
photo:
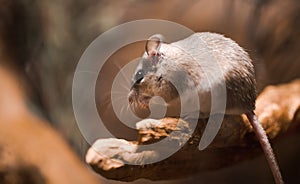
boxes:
[128,32,283,184]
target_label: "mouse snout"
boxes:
[128,89,136,104]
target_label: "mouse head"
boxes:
[128,34,182,118]
[132,34,164,85]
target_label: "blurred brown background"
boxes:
[1,0,300,183]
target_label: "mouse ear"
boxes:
[145,34,164,56]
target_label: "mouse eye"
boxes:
[133,69,145,84]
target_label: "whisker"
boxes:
[115,83,130,91]
[111,91,130,95]
[126,103,130,113]
[120,103,127,117]
[112,77,131,91]
[111,95,128,102]
[113,62,131,84]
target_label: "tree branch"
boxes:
[86,79,300,181]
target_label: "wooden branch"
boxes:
[86,79,300,181]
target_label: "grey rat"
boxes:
[128,32,283,184]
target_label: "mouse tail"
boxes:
[246,111,284,184]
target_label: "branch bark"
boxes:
[86,79,300,181]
